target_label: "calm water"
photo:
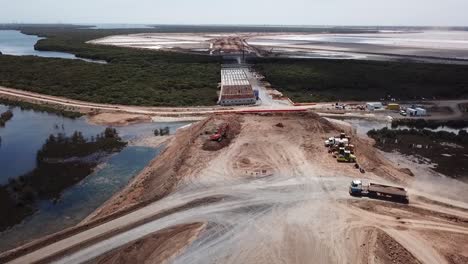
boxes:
[0,104,191,250]
[0,30,106,63]
[88,23,152,29]
[336,118,468,136]
[0,104,188,183]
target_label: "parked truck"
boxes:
[349,180,408,203]
[325,137,349,147]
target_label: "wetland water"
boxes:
[0,104,191,251]
[0,30,106,63]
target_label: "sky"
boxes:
[1,0,467,26]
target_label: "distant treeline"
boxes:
[3,26,468,106]
[391,119,468,129]
[0,127,126,231]
[252,58,468,102]
[0,98,83,118]
[0,27,221,107]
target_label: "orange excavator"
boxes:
[210,123,229,142]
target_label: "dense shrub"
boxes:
[253,58,468,102]
[391,119,468,129]
[368,127,468,144]
[0,27,221,107]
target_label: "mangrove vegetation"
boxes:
[253,58,468,102]
[0,109,13,127]
[0,26,221,107]
[0,127,127,231]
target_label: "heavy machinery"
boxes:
[337,150,356,163]
[345,144,355,153]
[325,137,349,147]
[349,180,408,203]
[210,123,229,142]
[325,133,350,147]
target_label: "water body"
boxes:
[0,104,189,183]
[0,30,106,63]
[88,23,152,29]
[0,104,191,250]
[337,117,468,136]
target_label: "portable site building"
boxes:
[407,107,427,116]
[387,103,400,110]
[366,102,383,111]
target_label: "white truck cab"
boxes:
[349,180,363,195]
[324,137,336,147]
[325,137,349,147]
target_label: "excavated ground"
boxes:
[82,112,468,264]
[4,112,468,264]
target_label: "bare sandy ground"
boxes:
[87,113,152,126]
[79,113,468,264]
[2,113,467,264]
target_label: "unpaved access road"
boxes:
[3,113,468,264]
[0,86,311,124]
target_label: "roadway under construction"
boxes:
[1,112,467,264]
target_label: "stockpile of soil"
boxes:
[202,116,242,151]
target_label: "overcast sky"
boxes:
[1,0,467,26]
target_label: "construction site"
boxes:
[1,111,467,264]
[1,25,468,264]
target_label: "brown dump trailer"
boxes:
[349,180,409,204]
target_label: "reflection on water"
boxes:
[0,104,188,183]
[0,104,191,250]
[334,117,468,136]
[0,146,161,252]
[0,30,106,63]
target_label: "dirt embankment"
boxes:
[302,115,411,183]
[5,112,467,264]
[84,116,217,221]
[86,111,411,223]
[89,223,205,264]
[373,228,422,264]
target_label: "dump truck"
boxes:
[349,180,408,203]
[210,124,229,142]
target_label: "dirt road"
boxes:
[3,113,467,264]
[0,86,312,125]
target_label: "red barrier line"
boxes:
[213,109,308,114]
[293,103,317,106]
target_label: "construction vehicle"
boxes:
[345,144,355,154]
[337,150,356,163]
[210,123,229,142]
[325,137,349,147]
[349,180,408,203]
[325,132,351,146]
